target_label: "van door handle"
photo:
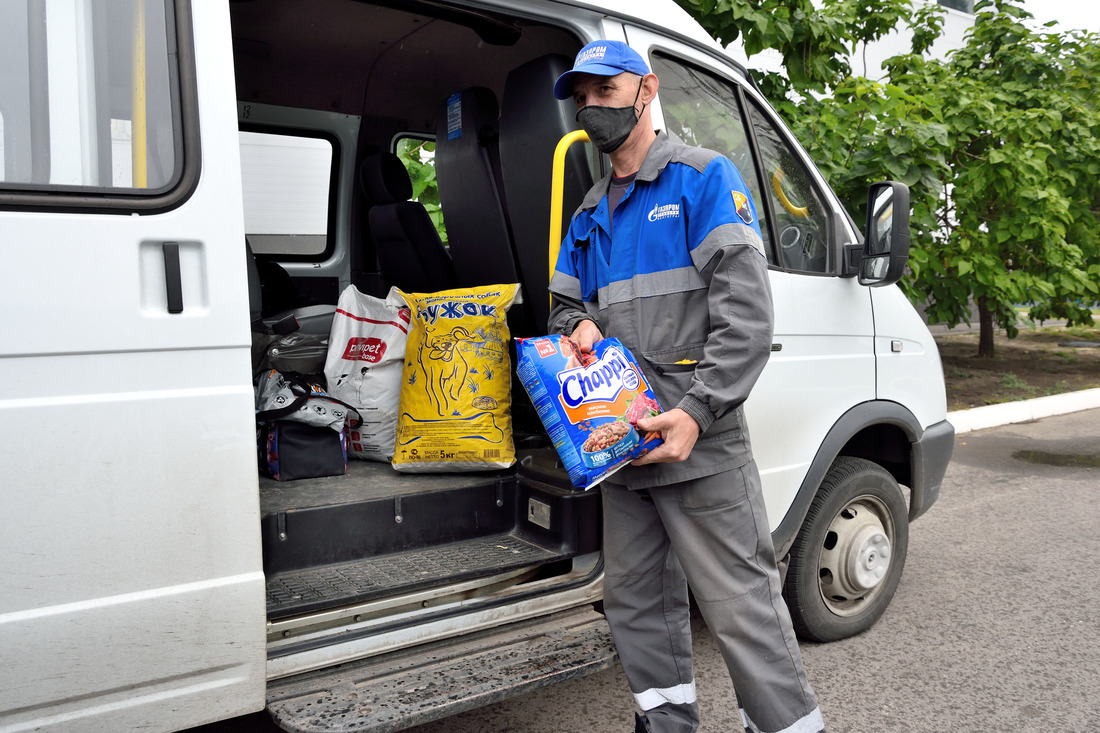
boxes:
[162,242,184,314]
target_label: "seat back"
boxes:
[434,87,519,290]
[499,54,594,332]
[246,239,335,336]
[246,239,264,328]
[362,152,457,294]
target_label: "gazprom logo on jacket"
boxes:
[648,202,680,222]
[557,346,639,408]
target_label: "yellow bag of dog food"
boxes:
[391,284,519,472]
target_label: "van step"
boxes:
[266,533,562,619]
[266,606,616,733]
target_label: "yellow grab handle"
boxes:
[132,0,148,188]
[772,168,809,219]
[549,130,591,289]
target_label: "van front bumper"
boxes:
[909,418,955,521]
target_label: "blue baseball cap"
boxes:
[553,40,651,100]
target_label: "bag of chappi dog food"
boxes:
[516,335,663,489]
[390,284,519,473]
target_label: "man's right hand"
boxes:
[570,319,602,353]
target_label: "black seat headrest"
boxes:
[360,153,413,205]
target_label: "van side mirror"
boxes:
[859,181,910,287]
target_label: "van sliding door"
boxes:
[0,3,265,731]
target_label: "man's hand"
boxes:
[570,319,603,354]
[631,408,700,465]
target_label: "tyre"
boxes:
[783,456,909,642]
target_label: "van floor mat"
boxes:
[266,606,616,733]
[265,533,562,618]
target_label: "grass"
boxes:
[996,373,1031,392]
[936,323,1100,411]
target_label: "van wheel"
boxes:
[784,456,908,642]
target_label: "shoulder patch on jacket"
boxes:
[732,190,754,225]
[667,143,722,174]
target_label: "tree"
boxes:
[890,2,1100,356]
[395,138,447,244]
[675,0,1100,357]
[675,0,910,92]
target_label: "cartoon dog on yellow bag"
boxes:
[417,325,475,416]
[392,284,518,473]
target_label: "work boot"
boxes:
[637,706,698,732]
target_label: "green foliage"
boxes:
[676,0,1100,357]
[890,2,1100,354]
[675,0,909,93]
[394,138,448,244]
[998,372,1030,391]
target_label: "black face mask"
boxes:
[576,79,645,154]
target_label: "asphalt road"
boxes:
[195,408,1100,733]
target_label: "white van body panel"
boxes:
[871,286,950,428]
[0,2,266,731]
[748,274,876,526]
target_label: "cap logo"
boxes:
[555,41,649,100]
[576,45,607,65]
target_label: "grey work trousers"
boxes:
[602,462,824,733]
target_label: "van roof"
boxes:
[230,0,739,120]
[567,0,725,51]
[476,0,726,57]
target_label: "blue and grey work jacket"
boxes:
[549,132,774,490]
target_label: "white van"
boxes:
[0,1,953,731]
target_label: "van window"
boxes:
[0,1,181,196]
[650,52,773,262]
[745,100,834,274]
[394,135,448,245]
[651,52,835,275]
[240,130,333,256]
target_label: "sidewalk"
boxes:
[947,387,1100,434]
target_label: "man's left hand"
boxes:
[631,408,700,465]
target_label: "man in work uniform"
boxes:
[548,41,825,733]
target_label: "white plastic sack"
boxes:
[324,285,410,461]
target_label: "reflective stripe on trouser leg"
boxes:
[650,464,823,733]
[602,483,700,733]
[742,706,825,733]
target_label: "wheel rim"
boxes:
[817,494,895,617]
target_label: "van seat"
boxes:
[500,54,594,332]
[434,88,518,287]
[246,241,335,336]
[362,152,457,294]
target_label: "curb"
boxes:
[947,388,1100,435]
